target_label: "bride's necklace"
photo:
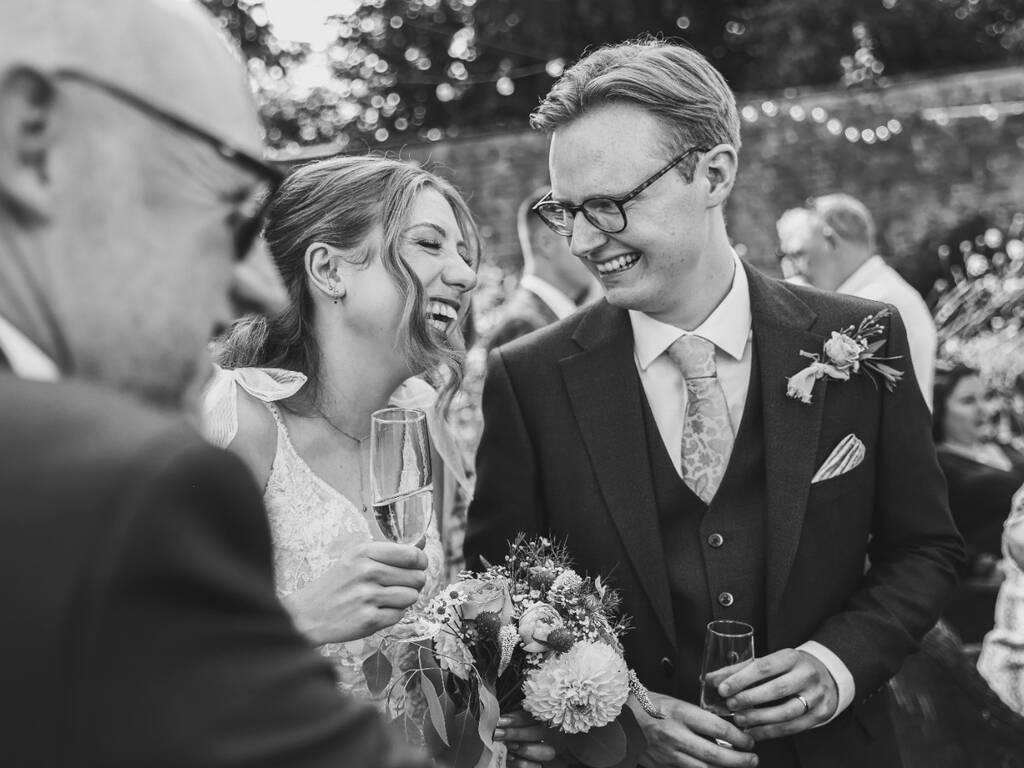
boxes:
[315,406,371,511]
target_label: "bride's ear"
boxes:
[305,242,345,302]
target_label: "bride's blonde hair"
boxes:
[216,154,481,415]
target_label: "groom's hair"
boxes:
[530,36,741,182]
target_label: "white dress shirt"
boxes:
[0,313,59,381]
[837,255,936,410]
[519,274,578,320]
[629,253,855,722]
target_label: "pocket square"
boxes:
[811,433,865,484]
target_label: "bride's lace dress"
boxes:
[202,366,448,720]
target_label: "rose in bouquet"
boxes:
[362,535,661,768]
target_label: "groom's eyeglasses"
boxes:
[532,146,708,238]
[53,69,285,262]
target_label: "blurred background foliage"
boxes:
[201,0,1024,150]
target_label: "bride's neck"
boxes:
[312,333,409,435]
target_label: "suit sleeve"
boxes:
[809,308,964,700]
[464,348,545,571]
[76,433,427,768]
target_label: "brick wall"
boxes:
[358,66,1024,287]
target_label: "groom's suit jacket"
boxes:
[465,263,963,768]
[0,370,427,768]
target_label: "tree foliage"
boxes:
[203,0,1024,149]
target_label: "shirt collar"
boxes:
[630,252,751,371]
[519,274,578,320]
[836,255,885,295]
[0,313,60,381]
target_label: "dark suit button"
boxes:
[718,591,735,607]
[707,533,724,548]
[660,657,675,677]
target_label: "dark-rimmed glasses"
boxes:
[532,146,709,238]
[53,69,285,262]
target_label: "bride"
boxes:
[202,154,478,715]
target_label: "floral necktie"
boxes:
[667,335,735,504]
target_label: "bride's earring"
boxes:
[328,281,345,304]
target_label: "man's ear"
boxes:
[702,144,738,208]
[0,68,58,220]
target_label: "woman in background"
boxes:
[933,365,1024,572]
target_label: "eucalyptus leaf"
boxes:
[422,676,450,746]
[361,649,393,696]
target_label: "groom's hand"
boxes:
[628,692,757,768]
[494,709,557,768]
[718,649,839,740]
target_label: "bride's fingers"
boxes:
[372,586,422,609]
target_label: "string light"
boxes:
[740,93,1023,146]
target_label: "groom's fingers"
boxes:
[732,693,811,729]
[717,649,803,701]
[743,713,819,742]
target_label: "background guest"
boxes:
[978,483,1024,715]
[776,193,937,408]
[0,1,430,766]
[486,186,598,351]
[934,365,1024,570]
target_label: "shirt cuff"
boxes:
[798,641,855,725]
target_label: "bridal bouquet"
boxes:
[362,536,660,768]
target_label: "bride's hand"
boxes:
[284,541,429,644]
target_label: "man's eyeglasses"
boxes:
[532,146,708,238]
[53,69,284,262]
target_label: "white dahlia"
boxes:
[521,641,629,733]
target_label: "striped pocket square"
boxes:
[811,433,865,484]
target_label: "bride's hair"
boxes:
[215,154,481,415]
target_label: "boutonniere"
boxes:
[786,309,904,404]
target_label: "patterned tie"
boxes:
[667,335,735,504]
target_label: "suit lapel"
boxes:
[745,266,829,637]
[559,302,676,647]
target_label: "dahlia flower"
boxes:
[522,641,629,733]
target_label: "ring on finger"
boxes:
[795,694,810,714]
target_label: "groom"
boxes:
[465,40,963,768]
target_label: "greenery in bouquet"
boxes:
[362,535,661,768]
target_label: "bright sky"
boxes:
[262,0,359,47]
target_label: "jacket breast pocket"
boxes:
[807,461,868,505]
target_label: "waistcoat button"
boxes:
[718,591,735,607]
[660,657,675,677]
[707,533,725,548]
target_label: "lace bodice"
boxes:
[200,366,453,720]
[262,402,445,713]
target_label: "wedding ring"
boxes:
[795,694,810,714]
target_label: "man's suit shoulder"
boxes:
[0,374,246,509]
[782,279,894,329]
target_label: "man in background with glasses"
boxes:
[0,1,428,766]
[467,38,961,768]
[776,195,936,409]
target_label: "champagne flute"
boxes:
[699,620,755,747]
[369,407,433,546]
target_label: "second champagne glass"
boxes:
[369,407,433,546]
[699,620,755,746]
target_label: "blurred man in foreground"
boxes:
[0,1,429,766]
[776,194,937,408]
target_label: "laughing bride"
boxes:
[201,155,478,718]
